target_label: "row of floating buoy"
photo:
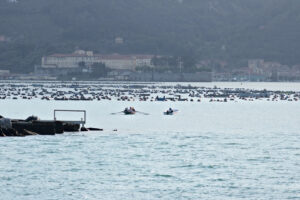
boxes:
[2,92,300,102]
[0,83,300,103]
[2,94,300,102]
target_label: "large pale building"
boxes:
[41,50,153,71]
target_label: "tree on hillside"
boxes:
[1,0,300,73]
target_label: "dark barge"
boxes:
[0,110,101,137]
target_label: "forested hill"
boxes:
[0,0,300,72]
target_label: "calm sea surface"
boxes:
[0,82,300,200]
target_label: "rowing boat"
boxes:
[164,109,178,115]
[124,110,136,115]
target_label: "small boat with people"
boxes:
[124,107,136,115]
[111,107,149,115]
[164,108,178,115]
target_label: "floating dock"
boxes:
[0,110,96,137]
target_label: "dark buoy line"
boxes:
[0,82,299,102]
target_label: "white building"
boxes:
[115,37,124,44]
[41,50,153,71]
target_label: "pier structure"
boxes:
[0,109,97,137]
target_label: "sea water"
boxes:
[0,84,300,200]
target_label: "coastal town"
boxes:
[0,49,300,82]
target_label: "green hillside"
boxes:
[0,0,300,72]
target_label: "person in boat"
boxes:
[124,107,136,114]
[166,108,173,114]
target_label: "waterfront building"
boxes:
[40,50,153,71]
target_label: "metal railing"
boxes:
[54,109,86,125]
